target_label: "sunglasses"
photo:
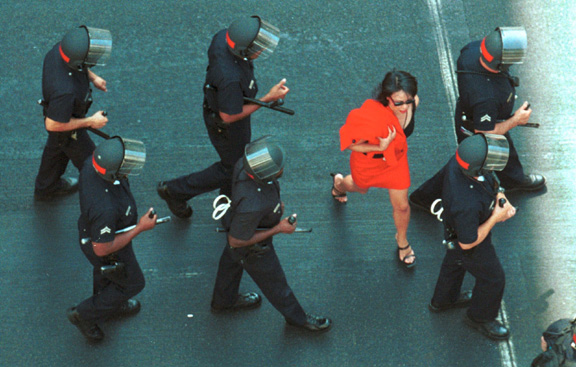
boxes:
[389,98,415,107]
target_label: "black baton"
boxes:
[88,111,111,138]
[243,97,295,115]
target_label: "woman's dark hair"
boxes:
[374,70,418,106]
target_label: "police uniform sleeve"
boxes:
[46,93,75,123]
[471,97,498,132]
[217,81,245,116]
[88,206,117,244]
[229,211,263,241]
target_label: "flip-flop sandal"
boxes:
[330,173,347,204]
[397,243,416,269]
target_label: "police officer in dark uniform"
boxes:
[67,136,156,342]
[532,318,576,366]
[428,133,516,340]
[410,27,545,213]
[157,15,289,218]
[35,26,111,200]
[211,137,332,332]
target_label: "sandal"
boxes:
[397,243,416,269]
[330,173,347,204]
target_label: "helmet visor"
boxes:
[84,26,112,67]
[245,18,279,59]
[118,138,146,177]
[245,136,284,182]
[483,134,509,172]
[500,26,527,65]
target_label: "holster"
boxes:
[443,225,458,251]
[232,242,271,265]
[100,253,127,280]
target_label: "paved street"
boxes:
[1,1,575,366]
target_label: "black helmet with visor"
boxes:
[60,25,112,71]
[480,26,527,71]
[92,137,146,182]
[243,136,285,184]
[226,15,280,60]
[456,133,509,177]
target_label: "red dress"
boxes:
[339,99,410,190]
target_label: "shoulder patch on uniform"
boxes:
[100,226,112,235]
[480,114,492,122]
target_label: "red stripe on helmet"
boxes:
[226,31,236,49]
[59,44,70,63]
[92,155,107,175]
[480,37,493,62]
[456,151,470,170]
[572,333,576,344]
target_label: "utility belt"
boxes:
[442,225,458,251]
[100,251,127,279]
[203,101,229,132]
[38,88,93,118]
[81,237,127,278]
[442,224,477,256]
[456,100,475,133]
[231,241,271,265]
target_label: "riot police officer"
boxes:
[429,133,516,340]
[211,137,332,332]
[532,317,576,366]
[67,137,156,342]
[410,27,545,213]
[35,26,111,200]
[157,15,289,218]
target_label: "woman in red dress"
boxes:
[332,70,419,268]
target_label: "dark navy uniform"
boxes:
[76,157,145,323]
[430,156,505,322]
[410,40,527,207]
[211,159,308,325]
[35,42,95,196]
[166,29,258,199]
[455,40,525,187]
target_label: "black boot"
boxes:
[429,291,472,312]
[464,314,509,340]
[109,299,141,319]
[34,177,79,201]
[211,292,262,313]
[287,313,333,332]
[157,181,193,218]
[67,307,104,342]
[504,174,546,192]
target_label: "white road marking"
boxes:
[425,0,517,366]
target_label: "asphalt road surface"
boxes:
[1,1,575,366]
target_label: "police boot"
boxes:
[157,181,192,218]
[464,314,509,340]
[67,307,104,342]
[286,314,333,332]
[428,290,473,313]
[211,292,262,313]
[505,174,546,192]
[110,299,141,319]
[34,177,79,201]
